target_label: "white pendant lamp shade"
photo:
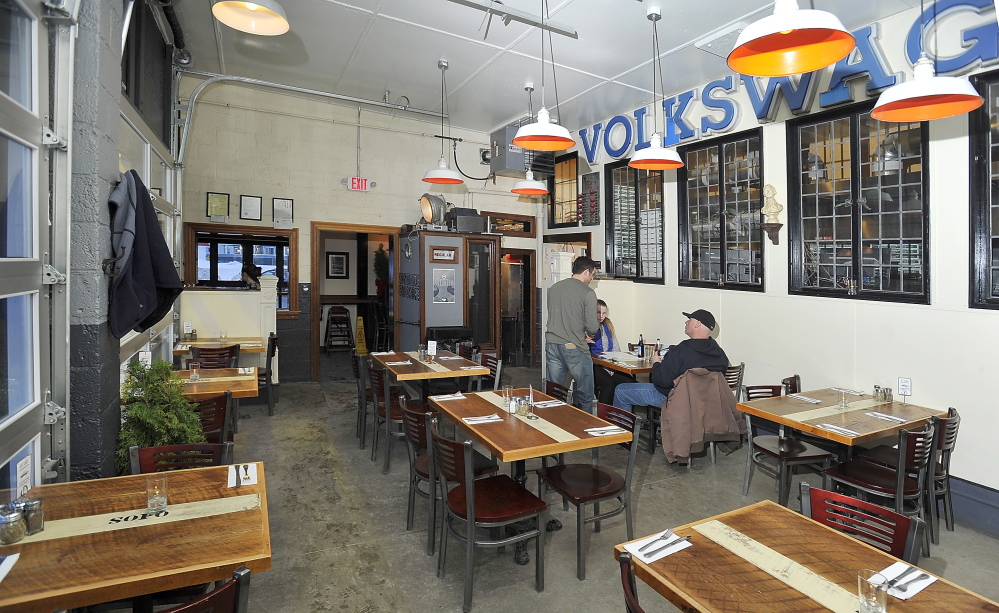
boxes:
[727,0,855,77]
[511,171,549,195]
[512,107,575,152]
[212,0,290,36]
[871,54,984,122]
[629,133,683,170]
[423,156,463,185]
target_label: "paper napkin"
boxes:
[429,393,465,401]
[228,463,258,487]
[818,423,860,436]
[623,532,693,564]
[463,414,503,424]
[585,426,626,436]
[788,394,821,403]
[866,411,906,423]
[238,367,255,375]
[882,561,936,599]
[0,554,19,586]
[370,351,395,355]
[385,360,412,366]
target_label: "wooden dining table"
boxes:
[369,350,488,401]
[737,387,946,449]
[0,463,271,613]
[178,367,259,401]
[592,351,653,376]
[173,336,266,355]
[615,500,999,613]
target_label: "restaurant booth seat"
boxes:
[800,483,925,565]
[187,344,241,369]
[617,552,647,613]
[431,421,546,612]
[823,421,935,556]
[858,407,961,545]
[399,402,498,556]
[535,403,642,581]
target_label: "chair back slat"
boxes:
[596,402,638,451]
[190,344,241,369]
[130,443,233,474]
[400,402,430,449]
[743,385,782,402]
[781,374,801,395]
[901,422,935,472]
[191,392,232,444]
[430,422,468,485]
[544,380,572,403]
[368,367,387,402]
[725,363,745,401]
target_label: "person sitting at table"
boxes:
[612,309,729,413]
[587,299,635,404]
[242,263,262,289]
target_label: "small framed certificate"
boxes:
[240,195,262,221]
[206,192,230,217]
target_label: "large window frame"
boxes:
[604,159,664,284]
[183,223,300,318]
[788,102,930,304]
[969,71,999,309]
[548,152,578,228]
[677,129,765,291]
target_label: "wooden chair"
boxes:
[543,380,572,403]
[859,408,961,545]
[159,566,251,613]
[743,410,833,507]
[824,421,935,556]
[781,374,801,395]
[369,367,424,474]
[188,344,240,369]
[474,352,502,391]
[257,332,277,415]
[399,403,498,556]
[191,392,233,444]
[431,422,546,612]
[618,552,647,613]
[724,362,745,402]
[801,483,924,565]
[129,443,234,474]
[535,403,641,580]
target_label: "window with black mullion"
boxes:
[969,71,999,309]
[604,160,664,283]
[789,103,929,303]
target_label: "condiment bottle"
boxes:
[885,388,893,403]
[0,508,26,545]
[636,334,644,358]
[873,385,883,402]
[12,497,43,535]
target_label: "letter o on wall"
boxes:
[603,115,633,159]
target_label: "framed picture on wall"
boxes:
[273,197,294,228]
[432,268,456,303]
[327,251,349,279]
[206,192,230,217]
[240,195,262,220]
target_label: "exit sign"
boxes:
[347,177,370,191]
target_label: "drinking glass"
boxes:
[146,475,168,514]
[858,569,888,613]
[417,344,426,362]
[501,385,514,410]
[838,390,849,409]
[219,329,228,342]
[189,362,201,382]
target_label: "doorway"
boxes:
[499,249,536,367]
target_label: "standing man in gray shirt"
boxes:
[546,256,599,413]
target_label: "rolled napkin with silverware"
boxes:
[429,393,465,401]
[622,528,693,563]
[585,425,626,436]
[462,414,502,424]
[385,360,412,366]
[880,561,936,599]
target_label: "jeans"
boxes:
[545,342,595,413]
[612,383,666,413]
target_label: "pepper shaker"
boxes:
[0,507,26,545]
[12,497,43,535]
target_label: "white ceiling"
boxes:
[171,0,919,135]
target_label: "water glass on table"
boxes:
[146,475,168,514]
[417,344,426,362]
[838,389,849,409]
[189,362,201,382]
[219,329,228,342]
[858,569,888,613]
[501,385,514,410]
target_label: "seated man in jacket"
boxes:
[612,309,729,413]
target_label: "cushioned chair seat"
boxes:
[860,445,945,478]
[823,461,921,496]
[753,435,831,461]
[447,474,547,521]
[535,465,625,504]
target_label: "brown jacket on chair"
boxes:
[660,368,746,463]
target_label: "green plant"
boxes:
[115,359,206,475]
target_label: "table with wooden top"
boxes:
[0,463,271,613]
[592,352,654,376]
[178,367,258,401]
[173,336,266,355]
[737,387,946,449]
[615,500,998,613]
[369,350,489,401]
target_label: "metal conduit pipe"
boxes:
[176,70,446,165]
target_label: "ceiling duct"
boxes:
[490,116,555,180]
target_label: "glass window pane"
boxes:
[118,117,146,176]
[149,153,169,200]
[0,133,32,257]
[0,2,31,109]
[1,293,35,425]
[551,156,577,226]
[196,242,211,281]
[218,243,243,280]
[610,165,637,277]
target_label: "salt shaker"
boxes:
[12,497,43,535]
[0,507,26,545]
[873,386,883,403]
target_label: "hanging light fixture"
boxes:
[423,60,464,185]
[726,0,855,77]
[630,7,683,171]
[512,86,550,196]
[212,0,290,36]
[512,0,575,151]
[871,0,982,121]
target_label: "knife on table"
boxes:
[646,535,692,558]
[887,565,920,588]
[233,464,241,487]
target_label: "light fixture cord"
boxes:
[650,17,658,136]
[655,17,668,139]
[444,67,452,143]
[545,0,562,124]
[440,66,446,157]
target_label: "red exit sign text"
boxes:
[347,177,370,191]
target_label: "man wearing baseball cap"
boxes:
[612,309,729,413]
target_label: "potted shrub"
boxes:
[115,359,206,475]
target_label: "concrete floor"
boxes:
[232,355,999,612]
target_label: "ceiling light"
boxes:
[726,0,855,77]
[511,171,549,195]
[212,0,290,36]
[630,7,683,171]
[512,0,575,152]
[423,60,465,185]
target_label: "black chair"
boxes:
[781,374,801,395]
[801,483,924,565]
[535,403,641,580]
[258,332,277,415]
[618,552,647,613]
[324,305,354,352]
[159,566,251,613]
[432,421,546,612]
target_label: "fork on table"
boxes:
[638,529,675,552]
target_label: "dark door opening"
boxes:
[500,250,535,367]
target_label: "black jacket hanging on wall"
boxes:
[105,170,184,339]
